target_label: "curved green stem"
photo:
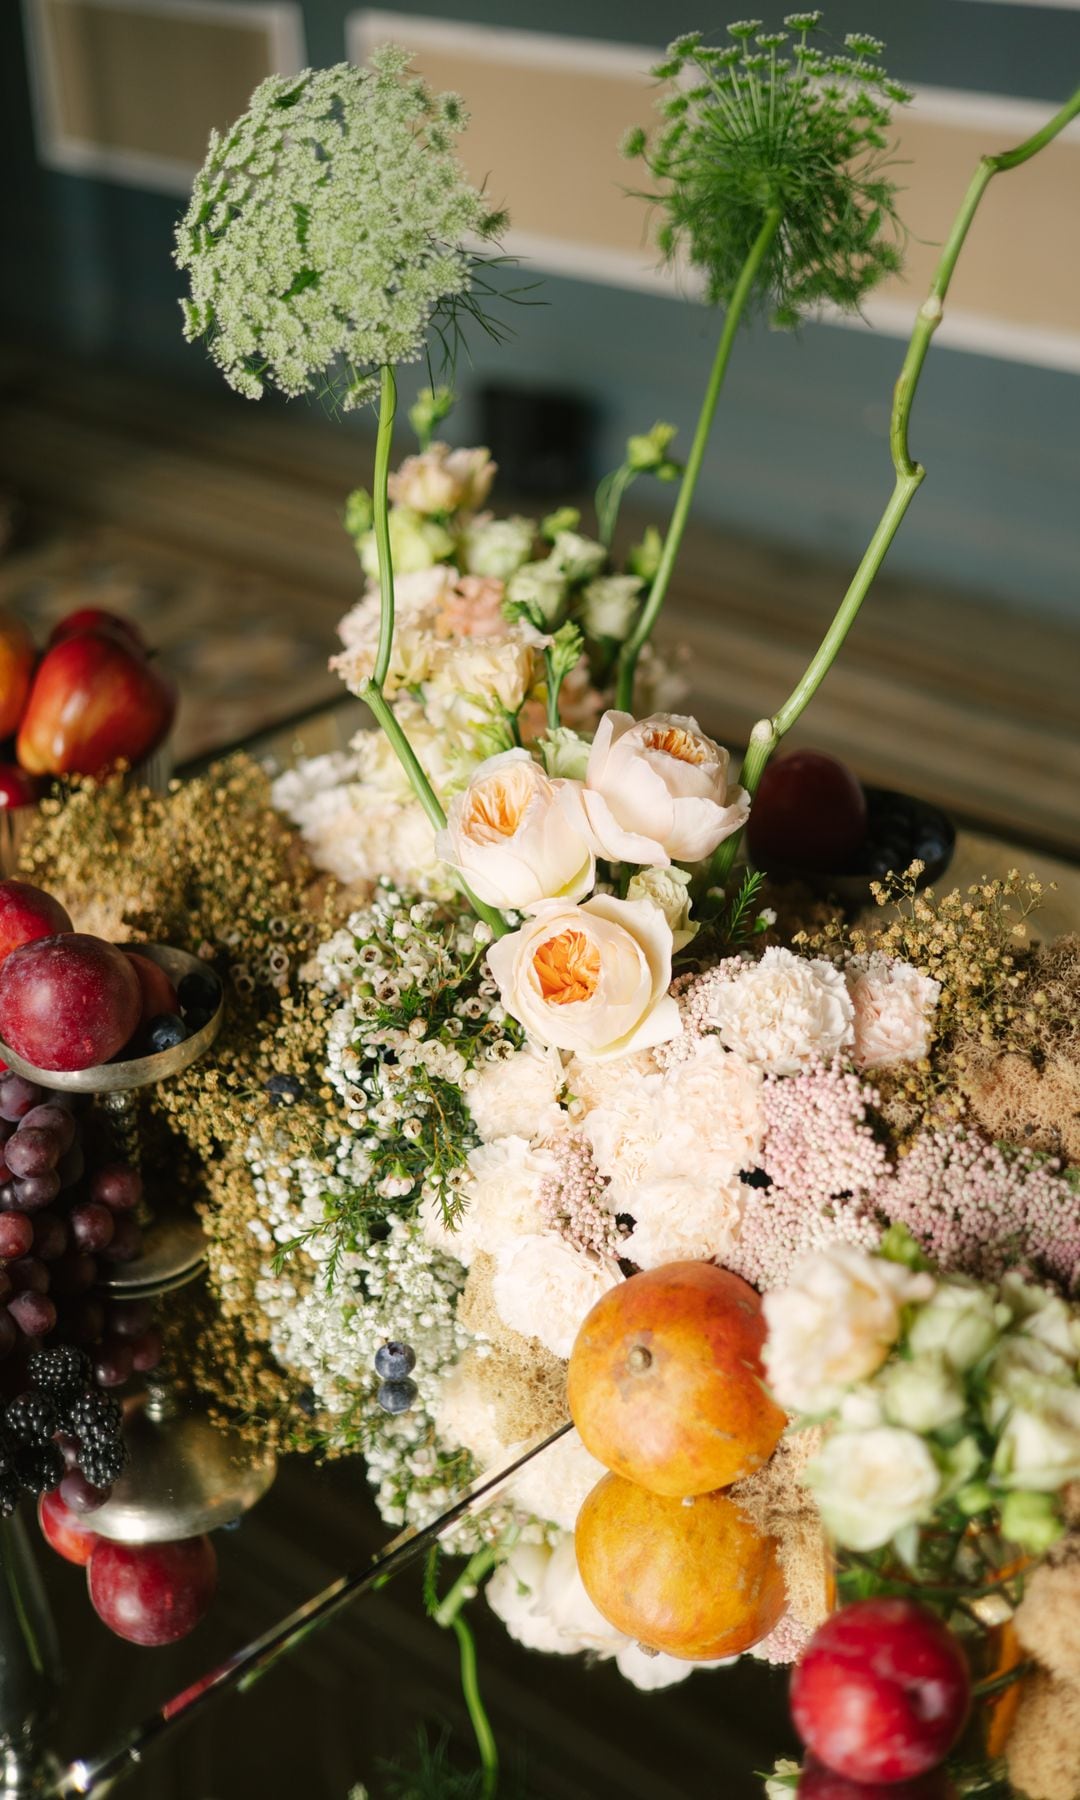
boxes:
[707,83,1080,891]
[615,204,783,711]
[451,1613,498,1800]
[596,461,635,549]
[432,1544,500,1629]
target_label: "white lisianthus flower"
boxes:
[805,1427,943,1551]
[420,1135,557,1267]
[986,1333,1080,1490]
[435,749,594,910]
[506,560,569,626]
[560,710,749,868]
[847,953,942,1070]
[880,1353,967,1434]
[706,946,855,1076]
[426,640,537,724]
[486,1543,570,1655]
[762,1245,935,1415]
[907,1279,1009,1372]
[1000,1274,1080,1361]
[491,1232,622,1359]
[387,442,496,514]
[462,514,536,579]
[579,574,642,642]
[486,894,680,1061]
[359,506,455,578]
[467,1041,566,1145]
[510,1429,608,1532]
[626,866,698,950]
[764,1763,803,1800]
[538,727,591,782]
[547,530,607,583]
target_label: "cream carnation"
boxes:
[805,1427,943,1551]
[622,1172,745,1269]
[560,709,749,867]
[420,1136,556,1268]
[847,954,941,1070]
[435,749,594,910]
[585,1038,763,1205]
[486,894,679,1062]
[467,1041,566,1144]
[433,1352,510,1470]
[388,442,496,514]
[486,1543,571,1655]
[706,946,855,1076]
[491,1232,622,1359]
[510,1428,607,1532]
[763,1244,935,1415]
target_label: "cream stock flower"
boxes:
[847,954,942,1071]
[486,894,680,1061]
[804,1427,943,1551]
[561,710,749,868]
[388,442,496,514]
[762,1245,935,1415]
[706,946,855,1076]
[435,749,594,910]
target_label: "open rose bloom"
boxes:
[436,749,594,909]
[561,709,749,866]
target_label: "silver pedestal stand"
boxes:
[0,949,275,1791]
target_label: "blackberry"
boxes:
[5,1390,58,1447]
[17,1441,64,1496]
[27,1345,92,1396]
[59,1388,123,1443]
[0,1471,20,1518]
[76,1437,127,1489]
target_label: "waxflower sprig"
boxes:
[615,15,911,708]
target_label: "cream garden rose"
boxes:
[560,710,749,867]
[804,1426,943,1551]
[763,1244,935,1415]
[435,749,594,910]
[486,893,680,1060]
[388,442,496,514]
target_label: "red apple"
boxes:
[798,1753,957,1797]
[16,631,175,780]
[48,608,145,651]
[748,749,868,873]
[0,881,74,970]
[0,610,36,740]
[0,765,41,811]
[791,1600,970,1785]
[123,951,178,1036]
[0,933,141,1071]
[38,1487,101,1566]
[87,1535,218,1646]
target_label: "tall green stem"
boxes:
[615,204,783,711]
[361,364,508,937]
[451,1614,498,1800]
[708,83,1080,890]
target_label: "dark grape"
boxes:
[69,1203,115,1253]
[106,1299,153,1339]
[31,1213,68,1262]
[57,1142,84,1190]
[62,1296,104,1344]
[17,1441,64,1495]
[0,1078,43,1123]
[146,1014,187,1053]
[94,1342,134,1388]
[0,1311,16,1359]
[178,971,221,1015]
[376,1377,418,1415]
[0,1270,11,1303]
[374,1341,416,1380]
[99,1215,142,1263]
[5,1129,61,1179]
[6,1391,58,1446]
[49,1253,98,1297]
[28,1345,91,1395]
[9,1257,49,1294]
[130,1329,162,1373]
[13,1172,61,1210]
[59,1469,109,1515]
[8,1292,56,1337]
[0,1214,33,1259]
[18,1106,76,1155]
[91,1164,142,1213]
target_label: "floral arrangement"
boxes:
[22,17,1080,1800]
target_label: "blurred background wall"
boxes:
[1,0,1079,618]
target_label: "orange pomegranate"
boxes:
[567,1260,785,1497]
[0,609,35,740]
[575,1471,786,1660]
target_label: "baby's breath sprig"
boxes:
[615,14,910,709]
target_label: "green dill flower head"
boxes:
[625,14,912,325]
[175,49,508,408]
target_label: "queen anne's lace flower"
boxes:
[176,51,507,406]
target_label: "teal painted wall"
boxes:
[2,1,1079,617]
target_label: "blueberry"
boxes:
[377,1377,418,1415]
[868,840,909,878]
[374,1340,416,1380]
[147,1014,188,1053]
[914,833,947,864]
[178,972,222,1017]
[265,1074,303,1107]
[184,1008,214,1034]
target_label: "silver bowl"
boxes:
[0,943,222,1091]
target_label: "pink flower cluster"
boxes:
[760,1061,889,1205]
[880,1128,1080,1290]
[725,1177,880,1293]
[537,1134,625,1260]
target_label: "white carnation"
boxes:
[510,1429,607,1531]
[468,1041,567,1145]
[420,1136,556,1268]
[805,1427,943,1550]
[706,946,855,1076]
[622,1172,745,1269]
[492,1233,622,1359]
[432,1354,510,1470]
[763,1244,935,1415]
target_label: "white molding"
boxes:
[907,83,1080,138]
[21,0,306,193]
[347,10,655,80]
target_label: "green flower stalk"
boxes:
[615,16,912,708]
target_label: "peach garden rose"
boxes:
[435,749,594,910]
